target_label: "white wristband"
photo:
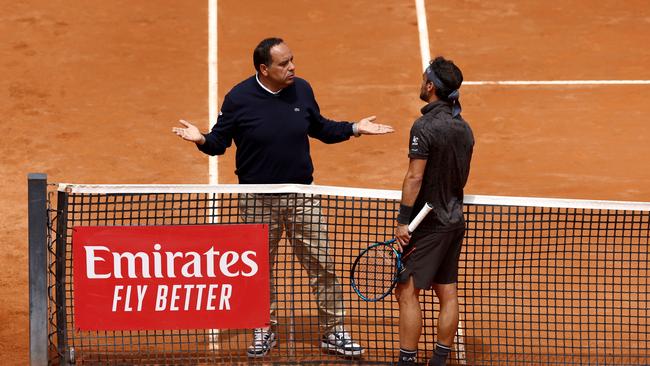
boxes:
[352,123,360,137]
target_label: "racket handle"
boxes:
[408,202,433,233]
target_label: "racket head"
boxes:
[350,239,402,302]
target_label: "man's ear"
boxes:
[427,81,435,93]
[259,64,269,77]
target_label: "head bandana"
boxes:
[425,66,462,118]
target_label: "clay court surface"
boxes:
[2,1,649,363]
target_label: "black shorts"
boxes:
[397,227,465,290]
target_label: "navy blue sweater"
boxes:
[198,76,354,184]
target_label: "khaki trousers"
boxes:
[239,193,344,333]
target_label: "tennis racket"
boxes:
[350,202,433,302]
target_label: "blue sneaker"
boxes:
[321,328,364,357]
[247,328,277,357]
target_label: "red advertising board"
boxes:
[72,224,269,331]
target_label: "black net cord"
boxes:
[46,190,60,365]
[54,190,70,365]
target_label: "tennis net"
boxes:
[32,179,649,365]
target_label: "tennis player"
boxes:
[394,57,474,366]
[173,37,393,358]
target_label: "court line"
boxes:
[207,0,220,348]
[208,0,218,185]
[415,0,430,71]
[464,80,650,86]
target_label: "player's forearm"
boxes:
[396,175,421,227]
[400,175,422,207]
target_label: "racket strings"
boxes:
[353,245,398,300]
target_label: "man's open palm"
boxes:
[172,120,204,143]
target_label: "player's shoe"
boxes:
[247,328,277,357]
[397,360,418,366]
[320,328,364,357]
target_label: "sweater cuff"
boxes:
[196,134,209,152]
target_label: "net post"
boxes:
[28,173,48,366]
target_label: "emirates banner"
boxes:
[72,224,270,331]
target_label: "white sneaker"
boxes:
[321,329,365,357]
[247,328,277,357]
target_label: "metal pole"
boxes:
[28,173,48,366]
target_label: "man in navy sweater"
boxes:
[173,37,393,358]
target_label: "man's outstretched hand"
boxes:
[172,120,205,144]
[356,116,394,135]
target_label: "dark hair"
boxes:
[427,56,463,100]
[253,37,284,71]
